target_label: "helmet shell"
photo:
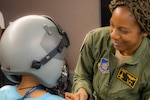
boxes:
[0,15,67,88]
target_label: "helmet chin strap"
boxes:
[31,26,70,70]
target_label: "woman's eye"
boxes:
[120,29,129,34]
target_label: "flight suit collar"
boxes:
[125,37,149,65]
[108,37,149,65]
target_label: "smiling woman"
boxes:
[109,6,147,56]
[66,0,150,100]
[109,0,150,39]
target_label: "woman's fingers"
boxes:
[65,92,80,100]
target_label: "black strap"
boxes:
[31,31,70,69]
[41,31,70,64]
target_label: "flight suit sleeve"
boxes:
[71,27,110,100]
[71,31,95,99]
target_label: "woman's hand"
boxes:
[65,88,88,100]
[76,88,88,100]
[65,92,79,100]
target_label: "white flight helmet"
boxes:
[0,15,70,88]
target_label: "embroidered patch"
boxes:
[117,67,138,88]
[98,58,109,73]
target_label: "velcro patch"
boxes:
[117,67,138,88]
[98,58,109,73]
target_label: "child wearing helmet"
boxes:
[0,15,70,100]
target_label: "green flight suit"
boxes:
[72,26,150,100]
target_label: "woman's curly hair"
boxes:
[109,0,150,38]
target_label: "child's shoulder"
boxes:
[43,93,65,100]
[0,85,16,91]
